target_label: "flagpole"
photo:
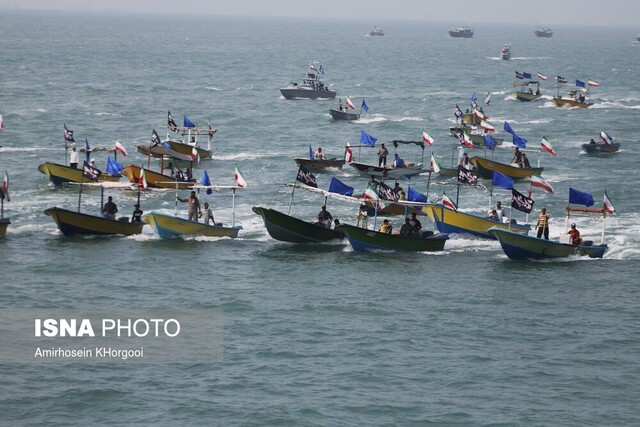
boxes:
[232,188,236,227]
[287,185,295,216]
[425,170,432,201]
[77,175,84,213]
[373,198,379,230]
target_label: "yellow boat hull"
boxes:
[44,207,143,236]
[121,165,194,189]
[142,211,241,239]
[166,140,212,159]
[38,162,121,186]
[470,156,543,180]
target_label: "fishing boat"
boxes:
[329,108,360,121]
[121,164,195,190]
[449,26,474,38]
[43,182,143,236]
[143,211,241,239]
[294,157,345,171]
[450,127,504,148]
[338,223,448,252]
[552,83,593,108]
[534,27,553,37]
[164,112,215,159]
[253,206,344,243]
[470,156,543,180]
[514,80,542,102]
[581,141,620,155]
[423,204,531,239]
[348,139,427,180]
[500,44,511,60]
[38,162,121,186]
[369,26,385,36]
[163,140,212,160]
[280,62,336,100]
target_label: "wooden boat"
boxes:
[423,204,531,239]
[121,164,195,190]
[470,156,543,180]
[135,145,196,162]
[252,206,344,243]
[294,157,344,171]
[514,80,541,102]
[38,162,121,186]
[142,210,241,239]
[280,61,336,100]
[329,108,360,121]
[500,44,511,60]
[552,96,592,108]
[449,26,474,38]
[0,218,9,237]
[164,140,212,160]
[581,142,620,155]
[450,127,505,147]
[489,227,607,259]
[349,161,425,180]
[338,223,448,252]
[534,27,553,37]
[44,207,143,236]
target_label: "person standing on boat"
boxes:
[511,147,523,166]
[69,145,79,168]
[378,144,389,168]
[102,196,118,220]
[519,153,531,169]
[131,204,143,223]
[178,191,201,222]
[357,204,368,229]
[203,202,215,225]
[313,147,326,160]
[409,212,422,232]
[535,207,550,240]
[567,223,582,245]
[316,205,332,228]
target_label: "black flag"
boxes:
[511,188,534,213]
[63,124,75,142]
[296,165,317,188]
[151,129,161,148]
[378,181,399,201]
[168,111,178,132]
[457,165,478,185]
[82,160,101,181]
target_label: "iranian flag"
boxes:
[480,120,495,131]
[430,153,441,174]
[588,80,600,87]
[540,136,556,156]
[191,146,201,164]
[345,97,356,110]
[114,141,128,156]
[600,130,612,145]
[2,171,9,202]
[422,129,434,147]
[462,131,474,148]
[484,92,491,106]
[530,174,554,194]
[442,192,458,212]
[603,190,616,215]
[139,168,148,190]
[234,166,247,188]
[344,143,353,163]
[0,114,4,131]
[537,72,548,81]
[474,109,485,120]
[364,183,379,201]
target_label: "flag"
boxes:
[458,165,478,185]
[442,192,458,212]
[208,120,216,139]
[588,80,600,87]
[480,120,495,131]
[512,133,528,149]
[168,111,178,132]
[201,170,212,194]
[345,143,353,163]
[530,174,554,194]
[139,168,148,190]
[0,114,4,132]
[454,105,463,119]
[484,92,491,106]
[151,129,161,147]
[63,124,75,142]
[82,160,100,181]
[471,100,478,110]
[162,141,172,149]
[523,72,532,79]
[309,64,318,73]
[191,146,200,164]
[515,71,525,79]
[345,97,356,110]
[603,190,616,215]
[471,92,478,102]
[511,188,535,213]
[422,129,434,147]
[361,99,369,112]
[2,171,9,202]
[556,76,568,83]
[569,187,594,207]
[328,177,353,196]
[378,182,398,201]
[183,115,196,128]
[296,165,317,188]
[430,153,441,174]
[407,186,428,203]
[318,65,324,75]
[600,130,612,145]
[364,183,379,201]
[483,135,497,151]
[492,171,514,190]
[235,166,247,188]
[540,136,556,156]
[85,137,91,162]
[504,121,515,135]
[106,156,123,176]
[114,141,128,157]
[461,131,474,148]
[360,130,377,147]
[308,144,314,160]
[575,80,586,88]
[537,72,548,81]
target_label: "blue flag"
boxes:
[407,186,428,203]
[523,72,532,79]
[328,177,354,196]
[361,99,369,113]
[85,137,91,162]
[483,135,497,151]
[512,133,528,148]
[163,141,172,149]
[492,171,514,190]
[309,144,314,160]
[184,115,196,128]
[569,187,594,207]
[471,92,478,101]
[504,121,515,135]
[576,80,586,88]
[106,156,123,176]
[360,130,377,147]
[318,65,324,75]
[201,170,212,194]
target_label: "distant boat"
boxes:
[338,223,448,252]
[294,157,345,171]
[38,162,121,186]
[121,165,195,190]
[500,44,511,60]
[449,26,474,38]
[552,88,593,108]
[582,131,620,155]
[280,61,336,100]
[470,156,544,180]
[534,27,553,38]
[514,80,542,102]
[369,26,385,36]
[636,34,640,42]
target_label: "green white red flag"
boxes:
[540,136,556,156]
[364,183,379,201]
[430,153,441,174]
[422,129,434,147]
[234,166,247,188]
[530,174,554,194]
[2,171,9,202]
[442,192,457,212]
[603,190,616,214]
